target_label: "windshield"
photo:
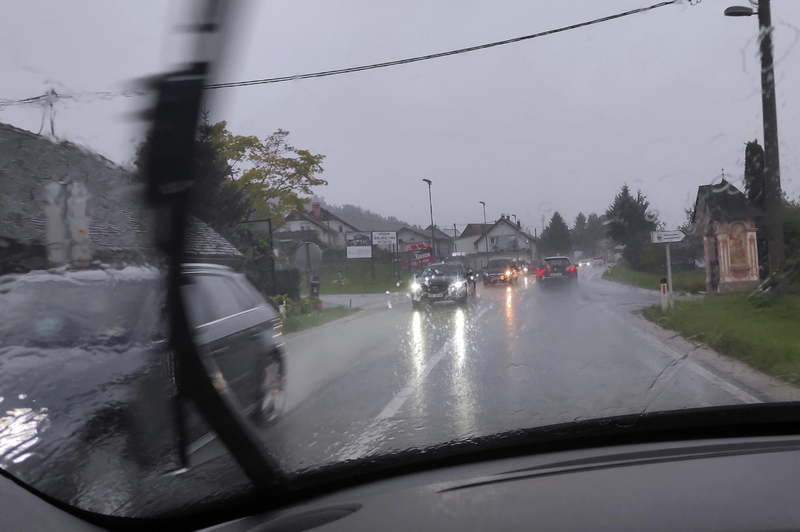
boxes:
[2,0,800,522]
[486,260,512,269]
[421,265,459,277]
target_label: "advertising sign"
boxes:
[401,241,433,268]
[346,231,372,259]
[372,231,398,246]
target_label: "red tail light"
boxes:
[537,269,543,275]
[568,266,575,272]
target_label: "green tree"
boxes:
[585,212,605,256]
[744,140,765,209]
[540,211,572,256]
[214,123,327,227]
[605,185,657,270]
[571,212,587,255]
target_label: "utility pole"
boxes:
[725,0,784,273]
[479,201,488,268]
[423,179,435,262]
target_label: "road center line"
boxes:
[376,306,489,420]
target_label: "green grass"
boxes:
[282,306,360,333]
[310,260,412,295]
[603,264,706,294]
[643,293,800,384]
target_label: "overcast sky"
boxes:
[2,0,799,232]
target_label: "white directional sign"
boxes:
[372,231,397,245]
[650,230,686,244]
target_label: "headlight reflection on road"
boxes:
[0,407,49,464]
[411,310,424,375]
[454,308,466,367]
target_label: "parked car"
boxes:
[0,263,285,499]
[538,256,578,287]
[411,262,475,308]
[482,258,518,286]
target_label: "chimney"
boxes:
[517,220,521,228]
[311,202,322,219]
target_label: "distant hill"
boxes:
[309,196,416,230]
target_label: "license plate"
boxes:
[428,293,444,298]
[550,272,562,277]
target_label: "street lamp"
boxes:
[479,201,488,268]
[725,0,784,273]
[422,179,435,262]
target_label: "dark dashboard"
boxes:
[6,435,800,532]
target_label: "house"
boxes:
[458,216,537,269]
[271,202,359,250]
[0,123,244,273]
[422,225,455,260]
[692,180,764,293]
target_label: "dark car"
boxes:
[538,256,578,287]
[482,258,518,286]
[0,263,285,500]
[411,263,475,308]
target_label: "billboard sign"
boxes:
[346,231,372,259]
[372,231,397,246]
[401,241,433,268]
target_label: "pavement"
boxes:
[251,266,800,472]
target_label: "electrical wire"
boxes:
[205,0,679,90]
[0,0,680,107]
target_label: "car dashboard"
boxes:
[6,434,800,532]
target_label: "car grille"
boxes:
[423,284,448,294]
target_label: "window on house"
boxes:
[490,237,499,244]
[338,225,343,232]
[300,224,312,231]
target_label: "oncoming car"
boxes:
[482,258,518,286]
[411,263,475,308]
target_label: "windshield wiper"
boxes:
[144,0,284,492]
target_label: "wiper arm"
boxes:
[144,0,284,491]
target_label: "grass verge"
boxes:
[603,264,706,293]
[282,306,360,334]
[643,293,800,384]
[312,260,411,294]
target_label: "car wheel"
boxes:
[255,357,285,425]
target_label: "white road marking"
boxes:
[376,306,489,420]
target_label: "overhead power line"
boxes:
[205,0,679,90]
[0,0,682,108]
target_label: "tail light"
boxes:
[537,268,543,275]
[568,266,575,272]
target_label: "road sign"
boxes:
[650,230,685,244]
[294,242,322,271]
[372,231,397,245]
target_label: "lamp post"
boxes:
[725,0,784,273]
[479,201,488,268]
[422,179,435,262]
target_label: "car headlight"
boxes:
[505,270,511,276]
[411,282,421,291]
[500,275,505,280]
[451,280,465,289]
[523,267,528,272]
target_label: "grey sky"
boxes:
[2,0,798,232]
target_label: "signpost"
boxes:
[650,230,686,308]
[294,241,322,295]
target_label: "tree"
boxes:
[214,123,327,227]
[540,211,572,256]
[605,185,657,270]
[570,212,592,257]
[744,140,765,209]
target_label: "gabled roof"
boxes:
[459,223,492,239]
[0,122,243,269]
[692,180,765,223]
[472,217,534,247]
[423,225,455,241]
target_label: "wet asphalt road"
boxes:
[260,267,754,473]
